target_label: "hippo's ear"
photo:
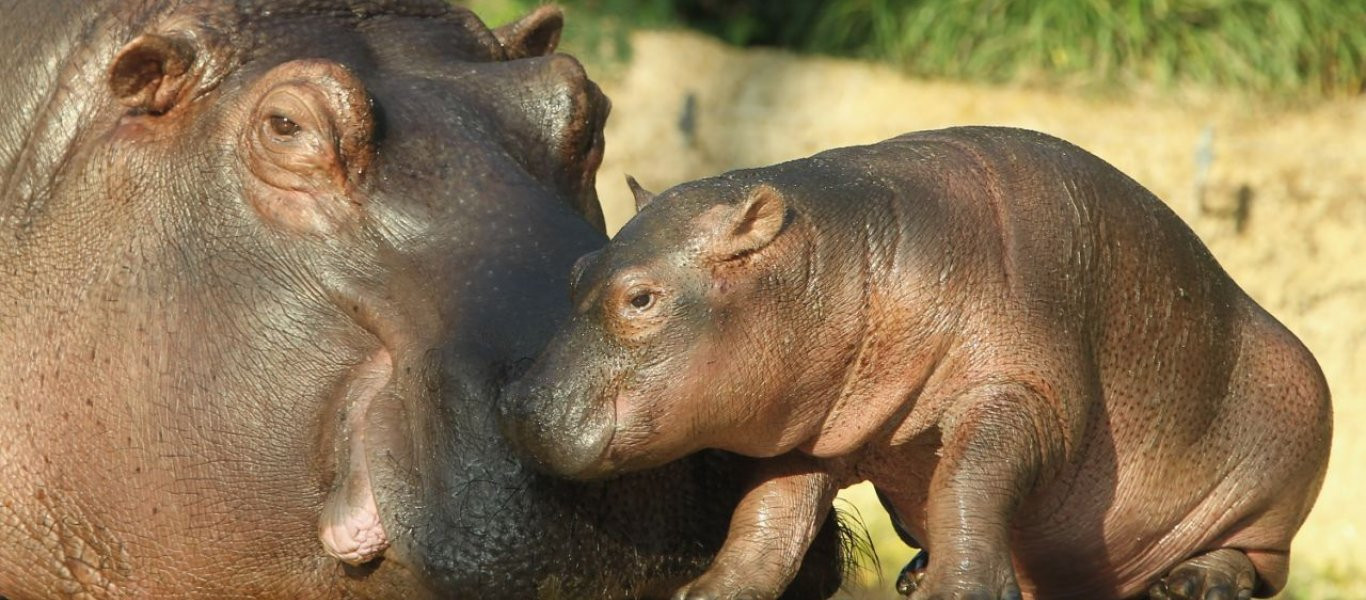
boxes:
[494,5,564,59]
[625,175,656,212]
[709,184,788,260]
[108,33,198,114]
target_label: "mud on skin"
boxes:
[501,127,1332,600]
[0,1,848,598]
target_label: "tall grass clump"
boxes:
[800,0,1366,97]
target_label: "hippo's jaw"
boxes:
[319,349,393,565]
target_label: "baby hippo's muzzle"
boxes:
[498,379,617,480]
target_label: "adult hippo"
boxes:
[0,1,845,597]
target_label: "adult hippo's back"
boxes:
[0,1,845,597]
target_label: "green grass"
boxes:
[801,0,1366,97]
[463,0,1366,98]
[463,0,676,71]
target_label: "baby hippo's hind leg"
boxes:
[674,454,837,600]
[1147,549,1256,600]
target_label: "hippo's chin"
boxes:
[319,349,394,565]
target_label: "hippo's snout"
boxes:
[499,379,617,480]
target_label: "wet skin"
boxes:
[0,1,846,598]
[503,128,1332,600]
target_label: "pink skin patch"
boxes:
[319,350,392,565]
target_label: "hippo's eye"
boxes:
[628,291,654,310]
[618,281,663,321]
[614,284,667,335]
[268,115,301,137]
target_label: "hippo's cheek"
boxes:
[318,349,393,565]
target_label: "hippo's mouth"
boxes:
[318,349,394,565]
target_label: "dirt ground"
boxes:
[585,31,1366,599]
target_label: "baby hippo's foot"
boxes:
[908,553,1021,600]
[1148,548,1256,600]
[672,570,778,600]
[895,549,930,596]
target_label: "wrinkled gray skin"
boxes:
[0,1,847,598]
[503,128,1332,599]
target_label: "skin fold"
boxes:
[0,1,848,598]
[501,127,1332,600]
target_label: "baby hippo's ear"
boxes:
[709,183,787,261]
[625,175,656,212]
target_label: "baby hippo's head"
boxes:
[500,176,809,479]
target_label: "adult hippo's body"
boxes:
[0,1,844,597]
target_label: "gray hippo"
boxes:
[501,127,1332,599]
[0,1,847,597]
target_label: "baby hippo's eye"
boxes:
[629,292,654,310]
[612,283,667,336]
[621,284,661,315]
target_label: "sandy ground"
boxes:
[584,31,1366,599]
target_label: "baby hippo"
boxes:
[500,127,1330,600]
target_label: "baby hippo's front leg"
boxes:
[674,453,838,600]
[913,383,1066,600]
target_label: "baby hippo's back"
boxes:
[773,127,1331,597]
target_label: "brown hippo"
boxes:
[0,1,848,598]
[501,127,1332,600]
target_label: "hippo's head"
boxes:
[0,1,844,597]
[500,177,824,480]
